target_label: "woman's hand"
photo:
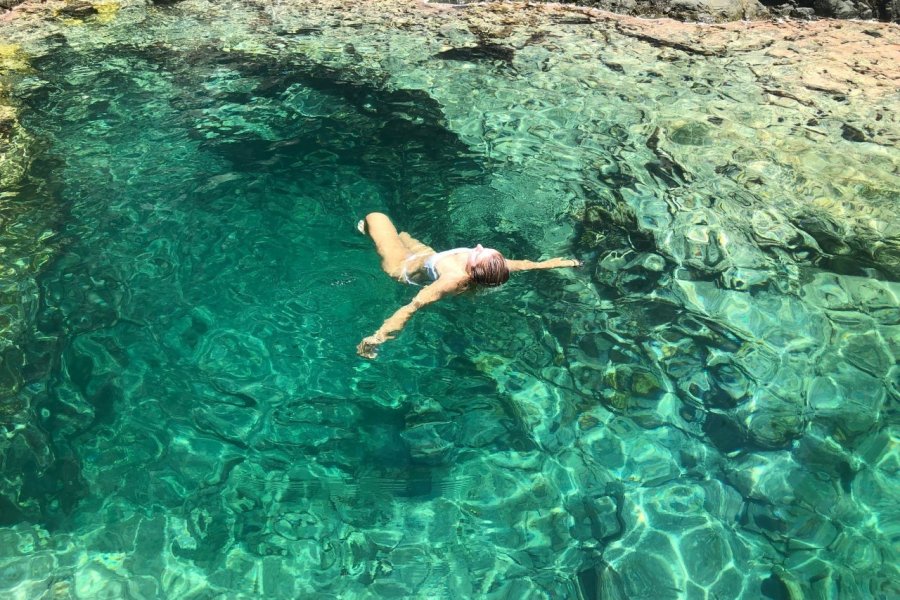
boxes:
[357,335,383,359]
[553,257,582,268]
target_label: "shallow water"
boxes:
[0,2,898,599]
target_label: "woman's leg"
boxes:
[399,232,435,255]
[362,212,409,278]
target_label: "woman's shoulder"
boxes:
[431,247,471,261]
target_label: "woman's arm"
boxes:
[357,278,461,358]
[506,257,581,273]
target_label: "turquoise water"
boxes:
[1,3,899,599]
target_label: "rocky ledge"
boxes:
[552,0,899,22]
[428,0,896,22]
[2,0,900,21]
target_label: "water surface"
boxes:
[0,3,897,599]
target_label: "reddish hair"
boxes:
[470,253,509,287]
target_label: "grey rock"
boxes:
[769,1,796,16]
[57,2,98,18]
[887,0,900,21]
[813,0,876,18]
[572,0,769,21]
[791,6,818,16]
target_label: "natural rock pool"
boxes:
[0,1,898,598]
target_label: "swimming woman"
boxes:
[357,212,581,358]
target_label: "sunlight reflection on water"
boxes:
[0,3,897,598]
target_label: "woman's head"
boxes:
[467,244,509,287]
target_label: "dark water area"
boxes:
[14,43,502,499]
[0,13,897,600]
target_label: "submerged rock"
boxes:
[434,43,515,64]
[57,2,98,18]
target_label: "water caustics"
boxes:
[0,1,897,598]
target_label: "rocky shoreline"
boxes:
[2,0,900,22]
[552,0,898,22]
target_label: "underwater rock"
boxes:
[600,364,665,413]
[840,122,870,142]
[603,550,683,600]
[737,390,806,449]
[0,107,30,191]
[668,121,713,146]
[57,2,98,18]
[703,411,746,452]
[196,330,272,387]
[679,526,735,587]
[434,43,515,64]
[399,421,460,464]
[745,501,841,549]
[597,251,669,295]
[565,491,624,546]
[809,361,886,444]
[839,330,892,377]
[482,0,895,22]
[812,0,874,19]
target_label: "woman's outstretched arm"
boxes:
[357,277,461,358]
[506,257,581,272]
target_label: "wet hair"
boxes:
[470,253,510,287]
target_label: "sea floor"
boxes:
[0,1,898,598]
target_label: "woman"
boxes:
[357,212,581,358]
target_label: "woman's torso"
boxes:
[401,247,471,285]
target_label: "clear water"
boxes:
[1,3,898,599]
